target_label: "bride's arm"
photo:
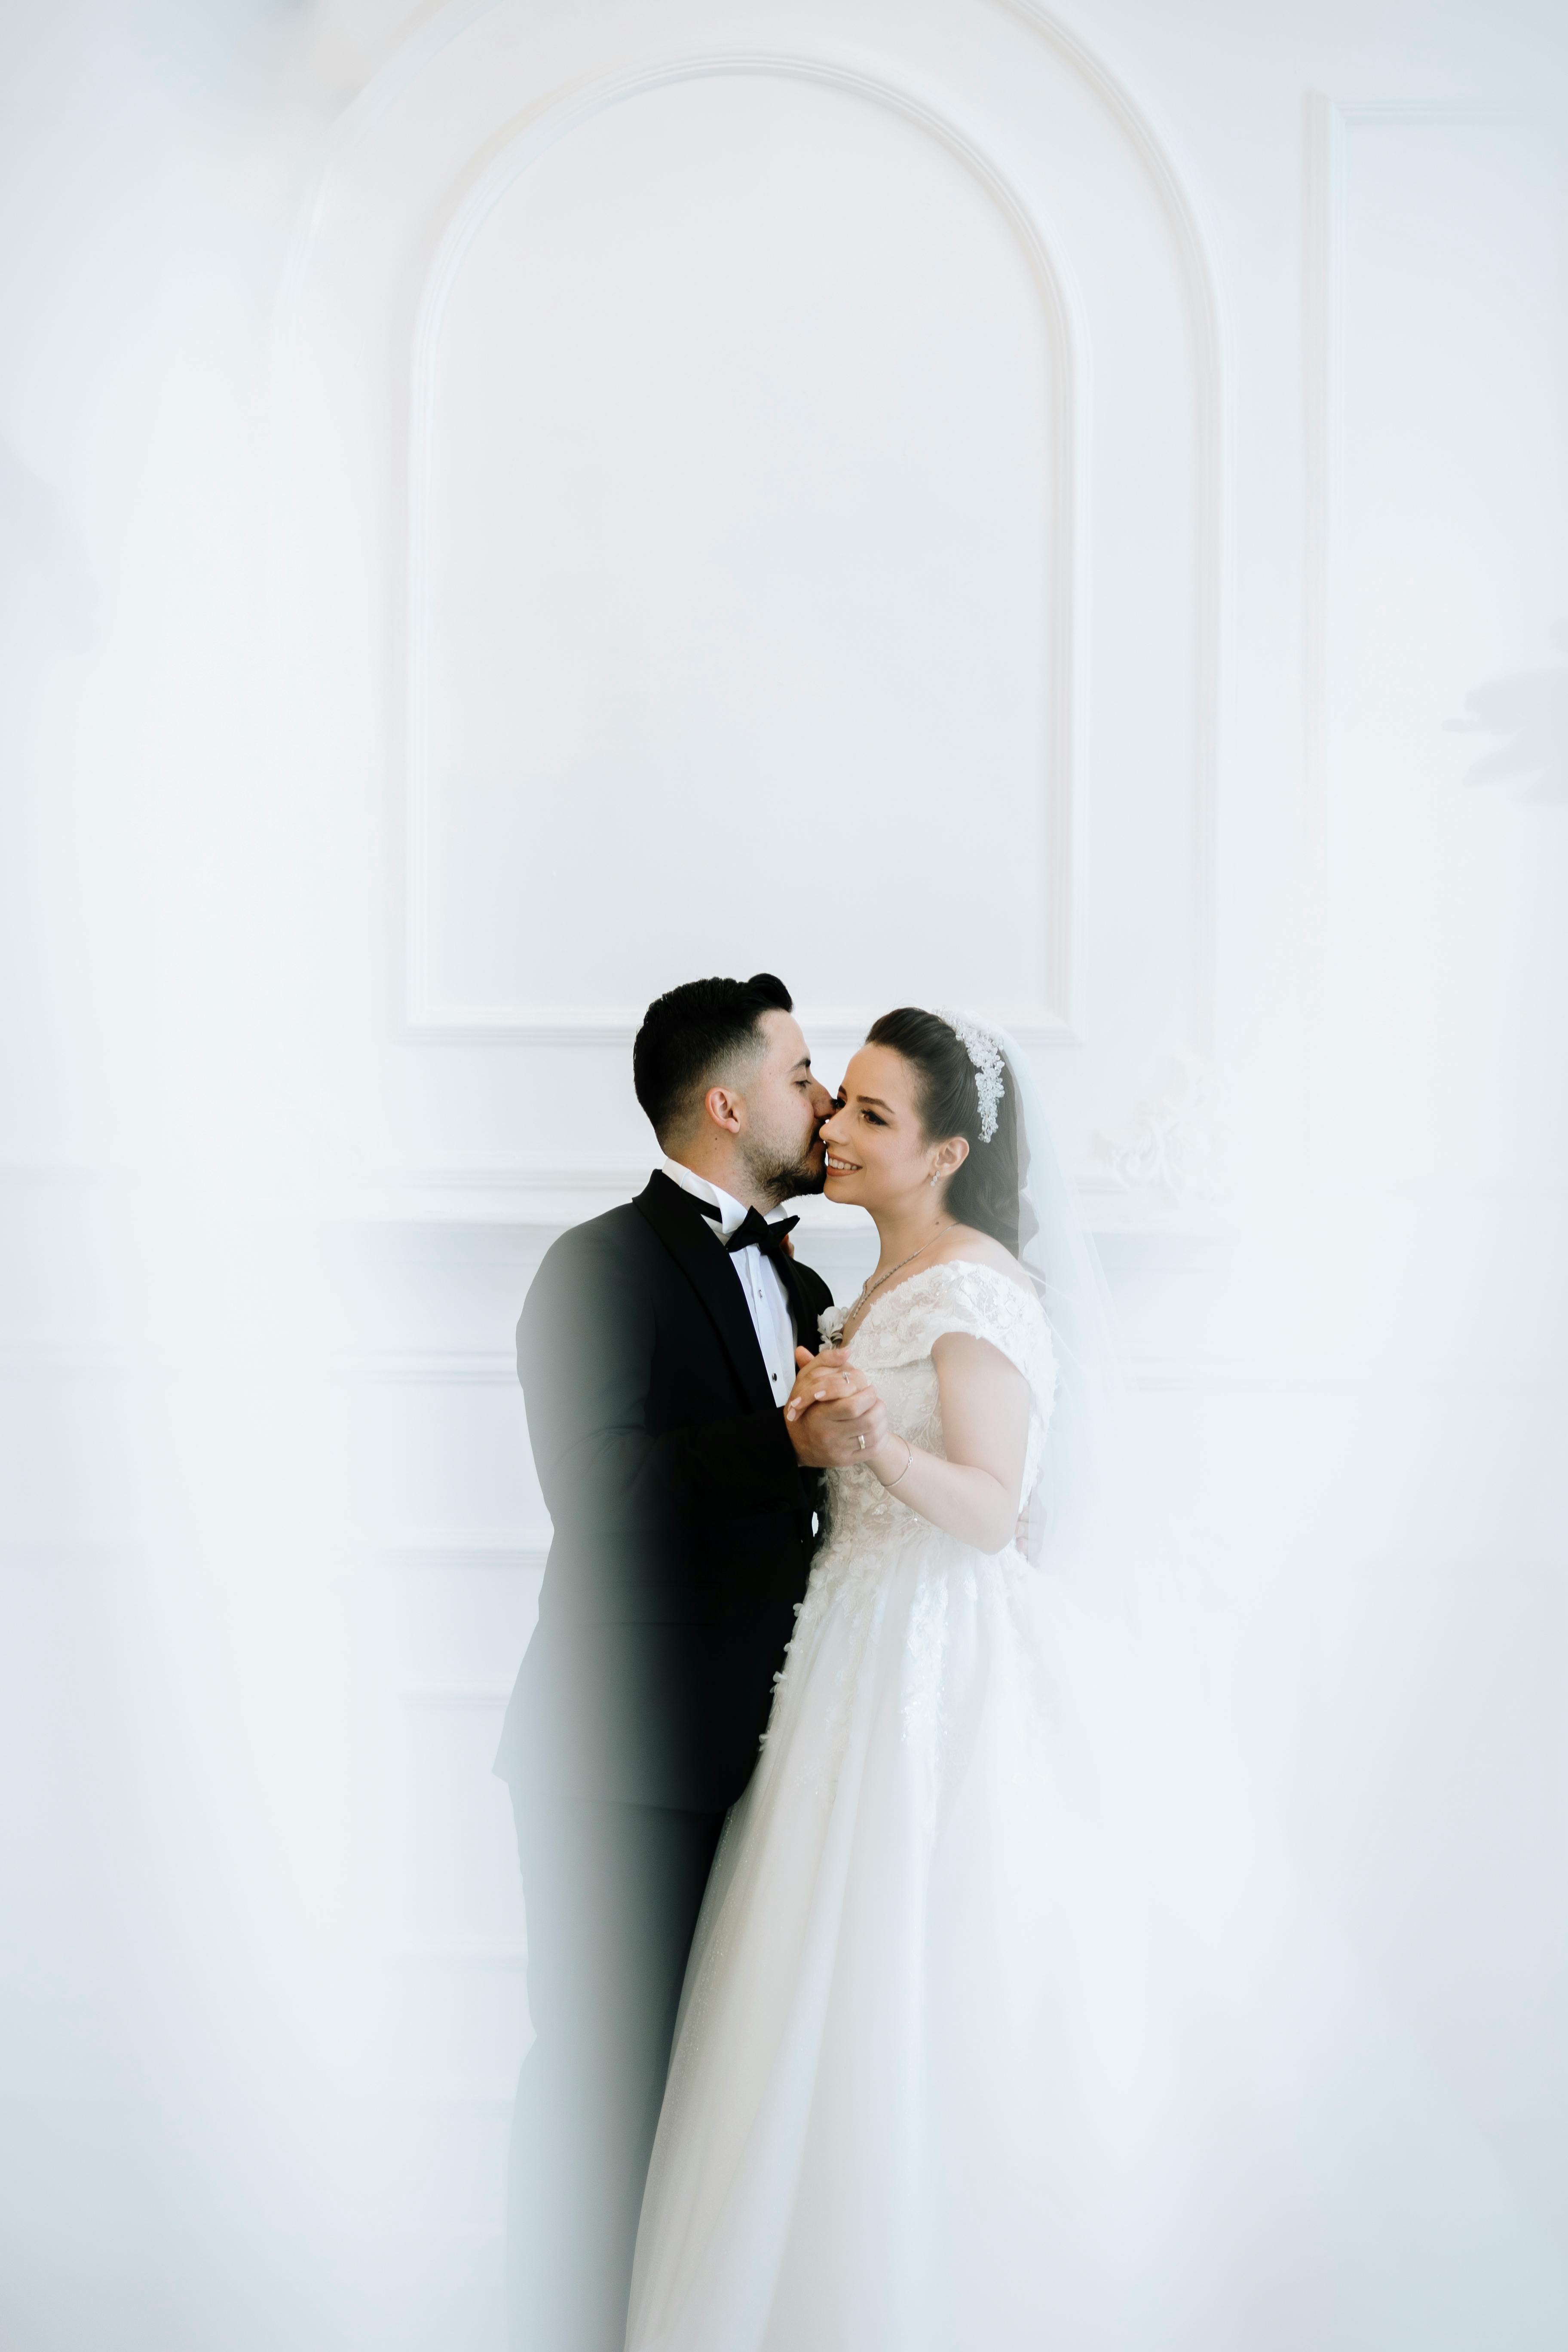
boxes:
[862,1333,1029,1555]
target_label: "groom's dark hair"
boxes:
[634,973,795,1144]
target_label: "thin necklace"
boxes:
[845,1221,953,1333]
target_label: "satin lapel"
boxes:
[633,1172,777,1415]
[774,1247,822,1355]
[785,1254,831,1352]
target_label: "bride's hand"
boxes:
[781,1345,872,1424]
[782,1346,889,1467]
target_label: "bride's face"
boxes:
[821,1046,963,1214]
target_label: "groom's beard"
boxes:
[744,1137,827,1209]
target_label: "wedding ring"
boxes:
[857,1432,865,1451]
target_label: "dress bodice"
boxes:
[814,1259,1056,1568]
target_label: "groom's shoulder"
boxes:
[538,1194,657,1276]
[521,1198,661,1348]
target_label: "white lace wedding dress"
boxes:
[625,1257,1120,2351]
[625,1257,1568,2352]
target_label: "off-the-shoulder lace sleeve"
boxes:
[851,1260,1056,1423]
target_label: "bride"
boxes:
[623,1007,1567,2352]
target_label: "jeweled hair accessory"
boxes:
[935,1009,1005,1142]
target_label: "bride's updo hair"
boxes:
[865,1007,1021,1254]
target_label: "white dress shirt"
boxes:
[659,1156,801,1405]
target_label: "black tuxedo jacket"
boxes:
[493,1171,834,1813]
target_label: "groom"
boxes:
[493,973,886,2352]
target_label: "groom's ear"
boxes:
[703,1082,744,1136]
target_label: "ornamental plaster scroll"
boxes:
[1089,1057,1229,1206]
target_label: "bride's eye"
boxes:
[861,1108,885,1126]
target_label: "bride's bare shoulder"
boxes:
[930,1225,1034,1296]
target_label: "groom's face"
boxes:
[736,1011,833,1204]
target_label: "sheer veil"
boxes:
[989,1024,1568,2339]
[992,1023,1148,1619]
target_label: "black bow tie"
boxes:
[696,1200,799,1262]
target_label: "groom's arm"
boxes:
[519,1227,808,1535]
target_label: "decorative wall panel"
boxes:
[410,66,1075,1039]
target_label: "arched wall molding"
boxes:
[276,0,1227,1062]
[401,53,1088,1048]
[1002,0,1228,1055]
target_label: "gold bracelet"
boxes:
[883,1436,914,1489]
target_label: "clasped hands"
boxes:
[782,1347,895,1473]
[783,1346,1033,1551]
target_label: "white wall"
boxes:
[2,1,1565,2344]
